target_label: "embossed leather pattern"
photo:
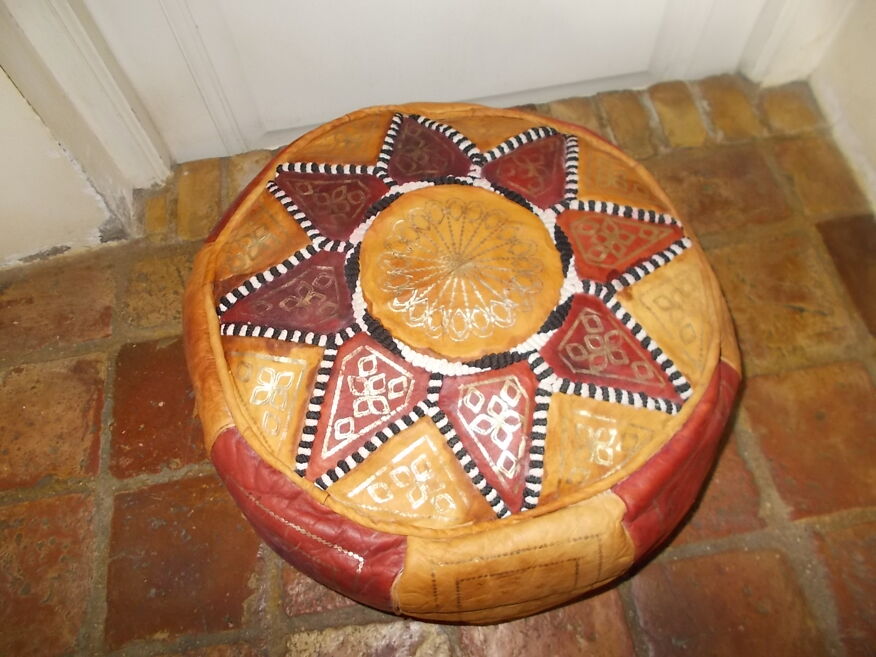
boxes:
[183,102,741,623]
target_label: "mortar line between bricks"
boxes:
[732,410,847,656]
[617,578,651,657]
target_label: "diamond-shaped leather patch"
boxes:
[307,333,430,480]
[543,294,680,402]
[438,361,536,512]
[482,134,567,208]
[273,171,388,240]
[387,117,472,183]
[221,251,353,334]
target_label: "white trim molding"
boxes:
[0,0,172,235]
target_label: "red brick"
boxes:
[286,621,450,657]
[122,249,194,330]
[708,231,857,373]
[674,432,764,545]
[817,215,876,334]
[646,144,790,236]
[744,362,876,519]
[0,494,95,657]
[648,81,709,148]
[772,134,870,219]
[632,550,825,655]
[814,522,876,657]
[0,356,103,490]
[111,338,204,478]
[459,589,635,657]
[105,475,261,649]
[282,564,356,617]
[0,259,113,358]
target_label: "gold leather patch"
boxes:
[222,336,322,466]
[292,113,394,164]
[214,190,309,283]
[327,417,495,529]
[394,492,634,622]
[443,115,541,151]
[618,247,719,387]
[579,147,669,212]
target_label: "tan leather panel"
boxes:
[290,113,394,164]
[540,392,674,503]
[718,293,742,373]
[618,247,720,388]
[183,247,235,451]
[442,115,542,151]
[222,336,323,467]
[214,191,309,284]
[327,417,495,529]
[394,491,634,622]
[359,185,563,361]
[579,146,670,212]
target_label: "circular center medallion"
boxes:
[359,185,563,360]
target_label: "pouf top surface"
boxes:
[196,103,735,538]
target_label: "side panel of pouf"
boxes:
[612,359,741,559]
[394,491,635,623]
[210,427,406,611]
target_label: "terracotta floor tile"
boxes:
[631,550,825,656]
[459,589,635,657]
[674,431,764,545]
[645,144,790,236]
[286,621,450,657]
[814,522,876,657]
[759,82,823,135]
[144,191,170,242]
[648,81,709,149]
[0,356,103,490]
[0,259,113,359]
[707,231,857,373]
[111,338,204,478]
[0,494,95,657]
[697,75,765,141]
[105,475,261,649]
[122,249,194,330]
[744,362,876,519]
[282,564,356,617]
[598,90,659,159]
[772,134,870,219]
[817,214,876,334]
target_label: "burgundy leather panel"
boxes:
[612,360,740,559]
[211,426,406,611]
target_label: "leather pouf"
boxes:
[184,103,741,623]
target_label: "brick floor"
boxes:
[0,75,872,656]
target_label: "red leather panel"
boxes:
[210,426,406,611]
[612,360,741,559]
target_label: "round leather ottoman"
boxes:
[184,103,741,623]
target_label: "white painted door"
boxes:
[83,0,770,162]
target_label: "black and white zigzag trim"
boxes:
[277,162,375,176]
[609,237,692,292]
[220,322,356,348]
[295,346,338,475]
[375,112,404,176]
[216,244,320,315]
[314,400,431,490]
[563,136,580,201]
[521,387,551,511]
[411,114,480,163]
[482,126,558,162]
[565,198,682,227]
[430,406,512,519]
